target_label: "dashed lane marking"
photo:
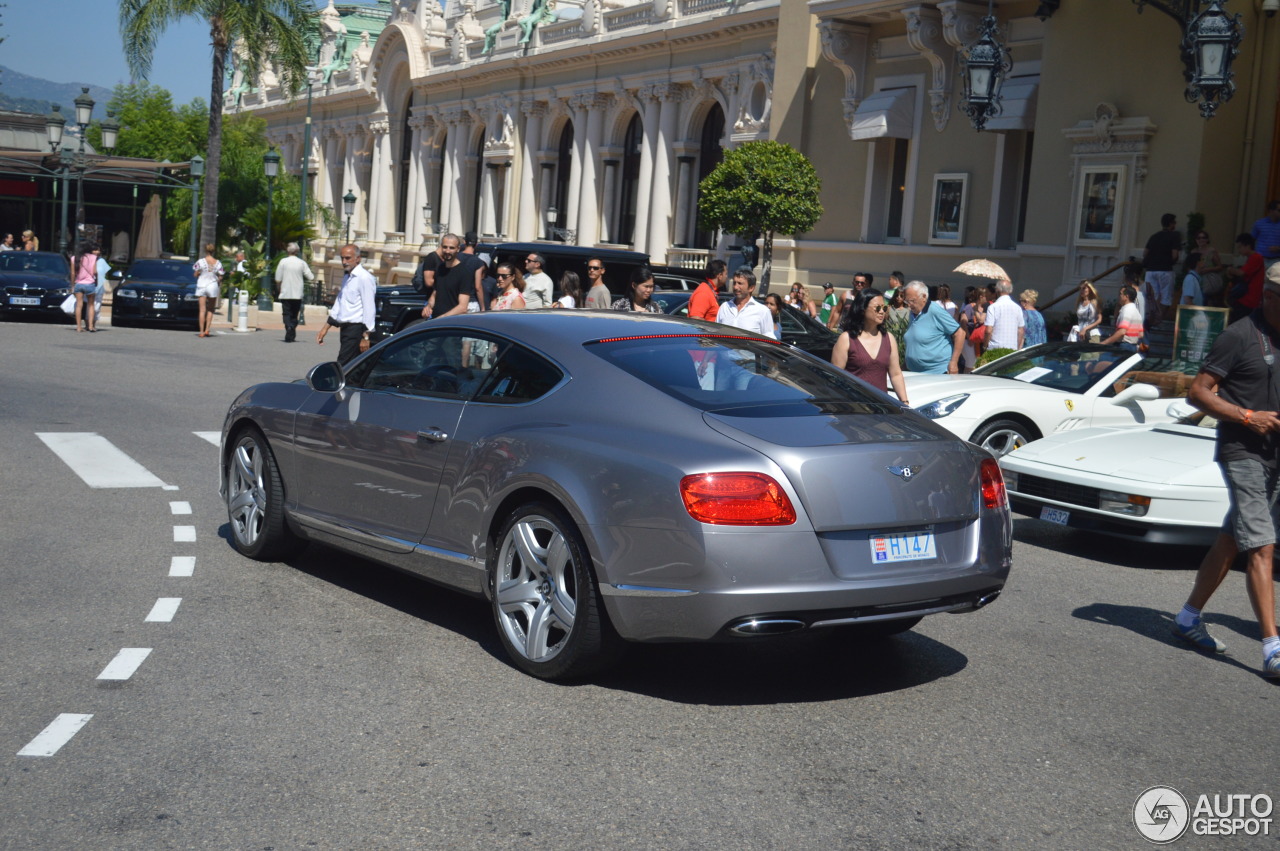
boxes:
[169,501,192,515]
[17,714,93,757]
[145,598,182,623]
[173,526,196,542]
[194,432,221,446]
[36,433,166,488]
[169,556,195,577]
[96,648,152,681]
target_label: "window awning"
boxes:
[851,87,915,141]
[985,77,1039,132]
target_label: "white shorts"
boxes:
[195,282,220,299]
[1144,270,1174,306]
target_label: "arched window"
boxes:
[694,103,725,249]
[552,122,574,238]
[615,113,642,245]
[396,97,413,233]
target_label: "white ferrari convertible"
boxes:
[905,342,1192,456]
[998,403,1226,546]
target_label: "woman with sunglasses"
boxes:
[1193,231,1226,306]
[490,262,526,310]
[831,287,907,403]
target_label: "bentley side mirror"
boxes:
[307,361,346,394]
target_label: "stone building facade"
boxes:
[242,0,1280,304]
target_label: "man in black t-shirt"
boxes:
[1172,267,1280,678]
[1143,213,1181,323]
[423,233,482,319]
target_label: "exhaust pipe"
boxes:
[729,618,807,636]
[974,590,1000,609]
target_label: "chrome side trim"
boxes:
[412,542,485,571]
[603,584,699,597]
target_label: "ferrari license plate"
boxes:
[870,530,936,563]
[9,296,39,305]
[1040,506,1070,526]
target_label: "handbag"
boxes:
[60,294,76,315]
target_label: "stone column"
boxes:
[480,162,498,236]
[633,89,659,253]
[538,161,556,240]
[565,99,585,240]
[366,116,391,242]
[646,84,680,263]
[673,154,696,247]
[516,102,545,241]
[574,93,609,247]
[600,157,620,244]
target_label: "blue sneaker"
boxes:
[1265,649,1280,679]
[1173,619,1227,653]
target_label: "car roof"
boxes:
[401,309,762,354]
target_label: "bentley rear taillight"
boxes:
[680,473,797,526]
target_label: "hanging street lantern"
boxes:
[957,13,1012,132]
[1181,0,1243,118]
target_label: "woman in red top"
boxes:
[830,287,908,404]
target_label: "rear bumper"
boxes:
[1009,494,1218,546]
[0,303,68,320]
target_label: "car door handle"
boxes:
[417,428,448,442]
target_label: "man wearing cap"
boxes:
[1171,264,1280,679]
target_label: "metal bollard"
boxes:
[237,288,250,333]
[228,289,238,324]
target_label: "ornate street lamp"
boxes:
[101,111,120,152]
[1182,0,1243,117]
[188,155,205,259]
[343,188,356,245]
[957,11,1012,132]
[259,148,281,310]
[45,105,66,150]
[46,89,99,254]
[299,65,320,220]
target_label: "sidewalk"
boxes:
[98,298,331,335]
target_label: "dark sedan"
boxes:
[0,251,72,323]
[112,258,200,328]
[651,290,840,361]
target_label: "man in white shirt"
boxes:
[716,267,776,339]
[274,241,315,342]
[984,279,1025,350]
[317,244,376,365]
[523,252,553,309]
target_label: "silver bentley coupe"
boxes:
[220,311,1011,680]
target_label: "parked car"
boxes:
[111,258,200,329]
[999,403,1224,546]
[220,311,1011,680]
[0,251,72,322]
[371,242,702,341]
[650,289,840,362]
[905,342,1190,456]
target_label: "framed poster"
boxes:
[1172,305,1229,372]
[1075,165,1124,247]
[929,173,968,246]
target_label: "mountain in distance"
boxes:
[0,65,115,116]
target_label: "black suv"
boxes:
[370,242,702,341]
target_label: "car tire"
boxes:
[490,502,620,680]
[225,426,303,561]
[971,418,1034,457]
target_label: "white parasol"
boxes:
[953,259,1009,281]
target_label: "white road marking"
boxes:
[97,648,152,681]
[17,713,93,757]
[145,598,182,622]
[173,526,196,542]
[194,431,221,446]
[162,485,180,491]
[36,433,165,488]
[169,556,195,577]
[169,501,192,515]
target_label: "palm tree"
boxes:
[119,0,314,251]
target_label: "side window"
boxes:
[474,343,564,403]
[778,307,808,336]
[347,329,499,400]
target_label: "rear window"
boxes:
[587,335,898,417]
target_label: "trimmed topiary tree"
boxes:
[697,140,823,291]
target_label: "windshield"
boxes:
[587,334,899,417]
[0,253,68,276]
[974,343,1135,393]
[125,260,192,284]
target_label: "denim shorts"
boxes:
[73,283,97,294]
[1220,459,1280,550]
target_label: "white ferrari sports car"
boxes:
[998,403,1226,546]
[905,342,1191,456]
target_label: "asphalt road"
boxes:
[1,318,1276,850]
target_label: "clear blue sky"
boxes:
[2,1,340,107]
